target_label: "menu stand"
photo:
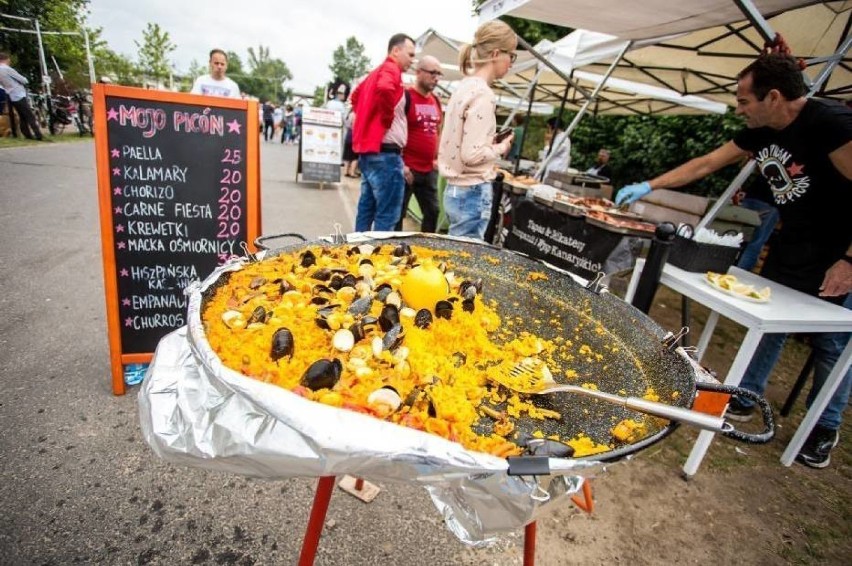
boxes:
[298,476,594,566]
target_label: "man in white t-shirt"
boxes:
[190,49,240,98]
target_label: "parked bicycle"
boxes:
[29,93,88,136]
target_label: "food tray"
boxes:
[533,194,554,207]
[594,208,644,222]
[552,198,586,217]
[506,180,531,195]
[585,216,655,238]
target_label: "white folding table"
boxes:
[625,260,852,477]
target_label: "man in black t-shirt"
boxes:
[615,54,852,469]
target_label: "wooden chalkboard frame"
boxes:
[93,84,260,395]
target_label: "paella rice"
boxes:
[201,243,652,458]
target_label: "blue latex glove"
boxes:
[614,181,652,206]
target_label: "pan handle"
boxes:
[253,232,307,250]
[695,382,775,444]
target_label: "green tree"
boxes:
[471,1,571,44]
[186,58,206,80]
[500,15,571,44]
[242,44,293,103]
[565,112,745,195]
[134,22,175,85]
[312,85,326,108]
[97,50,141,86]
[329,37,371,84]
[174,58,206,92]
[226,50,245,76]
[0,0,94,89]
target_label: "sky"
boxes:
[86,0,481,94]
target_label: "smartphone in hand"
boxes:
[495,128,513,143]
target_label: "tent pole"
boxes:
[535,41,632,180]
[83,28,95,84]
[514,35,595,102]
[563,41,631,138]
[33,19,51,100]
[546,70,572,157]
[502,67,544,128]
[732,0,777,43]
[806,34,852,96]
[514,77,538,175]
[695,160,756,233]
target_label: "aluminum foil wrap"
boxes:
[138,240,599,545]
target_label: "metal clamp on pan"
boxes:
[661,327,690,351]
[584,272,607,295]
[239,241,259,263]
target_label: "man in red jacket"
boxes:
[350,33,415,232]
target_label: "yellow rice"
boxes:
[201,243,636,458]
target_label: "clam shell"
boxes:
[332,329,355,352]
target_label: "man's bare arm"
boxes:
[648,141,748,190]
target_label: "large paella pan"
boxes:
[139,232,771,543]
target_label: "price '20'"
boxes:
[218,179,242,238]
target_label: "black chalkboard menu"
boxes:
[93,84,260,394]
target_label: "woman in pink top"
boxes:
[437,21,517,239]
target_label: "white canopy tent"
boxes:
[479,1,851,104]
[414,28,728,116]
[479,0,850,217]
[479,0,821,39]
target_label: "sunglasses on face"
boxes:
[419,69,443,77]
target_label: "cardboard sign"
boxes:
[299,106,342,183]
[93,84,260,394]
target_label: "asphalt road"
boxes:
[0,140,505,565]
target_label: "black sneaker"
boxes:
[795,425,839,469]
[725,396,754,423]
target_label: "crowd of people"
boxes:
[338,32,852,470]
[3,22,849,470]
[260,100,301,144]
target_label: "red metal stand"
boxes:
[571,479,594,514]
[297,476,594,566]
[524,522,537,565]
[298,476,335,566]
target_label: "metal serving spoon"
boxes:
[488,360,731,434]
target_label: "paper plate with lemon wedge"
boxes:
[705,272,771,303]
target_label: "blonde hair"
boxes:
[458,21,517,75]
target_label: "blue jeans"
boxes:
[737,294,852,430]
[443,182,492,240]
[355,152,404,232]
[736,198,780,271]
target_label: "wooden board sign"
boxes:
[93,84,260,394]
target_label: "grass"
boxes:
[0,130,93,149]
